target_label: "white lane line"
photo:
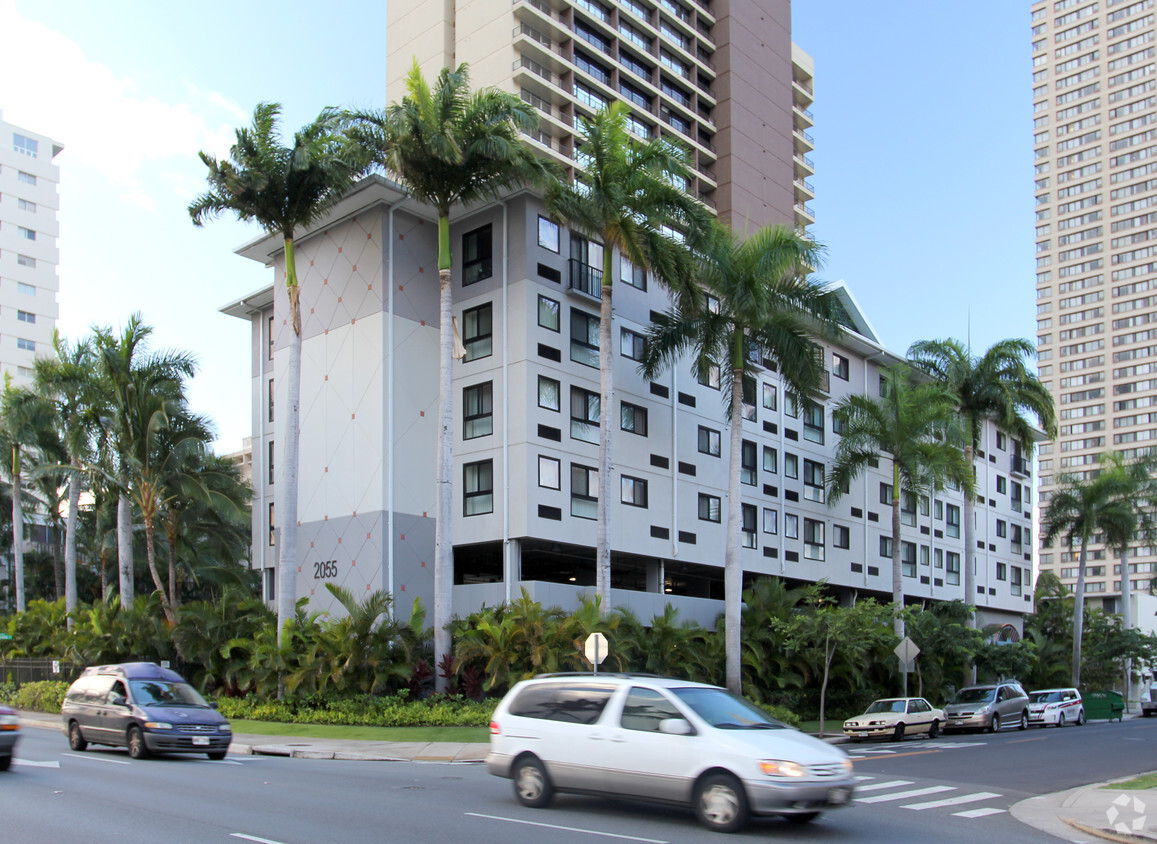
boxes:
[953,807,1007,818]
[854,775,874,782]
[854,780,914,792]
[12,759,60,768]
[857,785,954,804]
[206,759,243,765]
[902,792,1002,810]
[231,834,287,844]
[62,753,130,765]
[465,812,668,843]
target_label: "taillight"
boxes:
[489,720,501,735]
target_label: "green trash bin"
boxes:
[1083,689,1125,722]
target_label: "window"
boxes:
[1012,567,1023,597]
[935,548,944,569]
[997,519,1007,538]
[697,363,721,390]
[880,482,893,505]
[833,413,847,435]
[804,519,825,560]
[698,493,721,522]
[739,440,757,485]
[13,133,38,157]
[996,475,1007,494]
[18,227,36,241]
[901,492,916,527]
[17,198,36,213]
[538,376,560,411]
[833,524,850,549]
[902,541,917,577]
[622,475,648,507]
[268,378,275,423]
[17,170,36,185]
[621,401,647,436]
[997,431,1007,450]
[267,440,275,486]
[803,401,824,444]
[267,316,274,360]
[621,327,646,361]
[919,495,929,516]
[464,460,494,515]
[538,295,560,331]
[742,504,757,548]
[946,504,961,538]
[539,455,561,489]
[934,499,943,520]
[880,536,893,558]
[832,353,850,380]
[463,304,493,361]
[268,502,276,546]
[698,426,720,456]
[620,687,681,732]
[762,383,777,410]
[921,545,930,567]
[538,216,560,252]
[17,282,34,296]
[16,310,34,324]
[463,382,493,439]
[16,254,35,268]
[784,393,799,417]
[763,446,777,473]
[763,508,778,534]
[571,309,600,368]
[785,452,798,478]
[803,459,825,502]
[619,256,646,290]
[784,513,799,539]
[946,552,961,585]
[571,387,600,443]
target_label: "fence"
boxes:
[0,658,84,689]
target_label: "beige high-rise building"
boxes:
[1031,1,1157,607]
[387,0,815,233]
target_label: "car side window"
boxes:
[508,682,616,725]
[88,677,114,704]
[621,687,684,732]
[108,680,127,704]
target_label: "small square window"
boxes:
[698,493,721,522]
[18,227,36,241]
[17,171,36,185]
[697,363,721,390]
[539,455,561,489]
[698,426,721,457]
[832,353,849,380]
[538,215,560,252]
[621,401,648,436]
[833,524,850,548]
[619,256,646,290]
[621,475,648,507]
[621,327,646,361]
[462,224,493,285]
[462,303,493,361]
[538,295,560,331]
[17,198,36,213]
[464,460,494,515]
[16,311,34,324]
[16,338,35,352]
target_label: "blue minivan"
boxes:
[61,662,231,760]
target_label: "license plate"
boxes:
[192,736,210,746]
[828,787,851,805]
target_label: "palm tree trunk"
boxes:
[819,635,832,738]
[1073,538,1088,687]
[724,356,744,694]
[11,452,24,613]
[117,487,134,605]
[433,215,455,691]
[1121,546,1132,707]
[167,519,179,610]
[278,236,304,649]
[64,459,81,627]
[962,443,977,623]
[595,245,615,614]
[143,514,173,624]
[892,462,904,637]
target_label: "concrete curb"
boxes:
[1065,818,1157,844]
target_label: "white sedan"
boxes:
[1027,688,1085,727]
[843,697,944,741]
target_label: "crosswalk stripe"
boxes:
[857,786,955,804]
[902,792,1002,810]
[12,758,60,768]
[953,807,1007,818]
[854,780,914,792]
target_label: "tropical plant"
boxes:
[642,221,837,693]
[900,601,984,700]
[545,102,709,616]
[190,103,361,645]
[828,364,972,635]
[346,61,554,687]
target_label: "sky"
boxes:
[0,0,1035,453]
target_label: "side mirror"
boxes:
[658,718,693,736]
[210,702,219,710]
[111,695,127,707]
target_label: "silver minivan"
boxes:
[486,674,855,833]
[943,680,1030,733]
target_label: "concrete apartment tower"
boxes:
[386,0,816,233]
[0,113,62,385]
[1031,2,1157,608]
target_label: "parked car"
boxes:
[487,673,855,833]
[1027,688,1085,727]
[1142,684,1157,717]
[843,697,944,741]
[0,704,20,771]
[943,680,1030,733]
[61,662,231,760]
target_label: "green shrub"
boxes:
[0,682,15,705]
[762,703,802,729]
[216,692,498,728]
[13,680,69,713]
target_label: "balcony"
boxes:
[568,258,602,299]
[1011,455,1031,477]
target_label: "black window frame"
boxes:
[464,460,494,516]
[570,386,600,443]
[621,327,646,361]
[463,381,494,439]
[697,493,721,523]
[697,425,721,457]
[621,475,649,508]
[463,303,493,362]
[570,308,600,368]
[461,224,493,286]
[621,401,648,436]
[538,295,560,331]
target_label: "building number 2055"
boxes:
[313,560,338,579]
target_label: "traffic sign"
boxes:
[0,633,11,640]
[584,632,609,672]
[894,636,920,665]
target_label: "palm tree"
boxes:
[190,103,360,644]
[346,61,554,685]
[907,338,1055,629]
[1041,468,1133,686]
[641,222,838,693]
[545,102,709,612]
[828,364,972,636]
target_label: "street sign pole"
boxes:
[894,637,921,698]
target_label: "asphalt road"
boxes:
[4,719,1155,843]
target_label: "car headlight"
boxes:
[868,720,886,726]
[143,721,173,730]
[760,760,806,778]
[219,724,232,732]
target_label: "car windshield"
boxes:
[670,687,786,729]
[866,700,907,714]
[1030,691,1063,703]
[953,687,996,704]
[129,680,209,707]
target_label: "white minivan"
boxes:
[486,673,855,833]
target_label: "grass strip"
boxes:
[228,719,490,743]
[1102,772,1157,790]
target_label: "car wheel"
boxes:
[68,721,88,752]
[989,714,1001,733]
[512,756,553,809]
[893,722,905,742]
[127,726,149,760]
[928,720,940,739]
[786,812,820,824]
[1057,712,1066,728]
[1019,711,1029,731]
[694,773,750,834]
[0,755,10,772]
[1077,709,1086,726]
[207,751,227,761]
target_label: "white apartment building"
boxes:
[0,113,61,385]
[1030,1,1157,607]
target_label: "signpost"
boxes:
[584,632,609,674]
[894,636,920,697]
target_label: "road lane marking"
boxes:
[62,753,129,765]
[231,835,287,844]
[206,759,244,765]
[465,812,668,843]
[13,758,60,768]
[856,786,954,803]
[1006,737,1047,745]
[901,792,1002,810]
[854,780,914,792]
[953,807,1006,818]
[854,775,874,781]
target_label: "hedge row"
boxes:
[0,680,69,713]
[215,692,498,727]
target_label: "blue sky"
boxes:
[0,0,1035,451]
